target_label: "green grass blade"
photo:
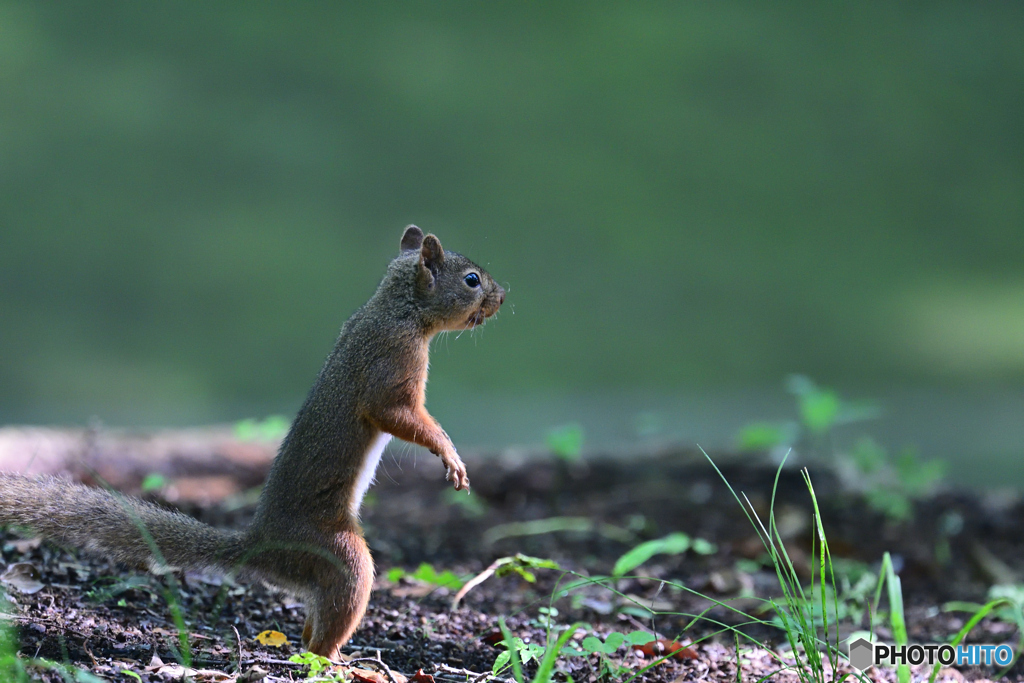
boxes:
[531,622,586,683]
[928,599,1011,683]
[498,618,524,683]
[881,554,909,683]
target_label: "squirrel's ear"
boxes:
[400,225,424,253]
[418,234,445,288]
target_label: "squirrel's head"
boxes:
[394,225,505,333]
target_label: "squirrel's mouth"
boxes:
[465,309,487,327]
[466,301,500,328]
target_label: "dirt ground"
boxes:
[2,441,1023,682]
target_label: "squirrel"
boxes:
[0,225,505,659]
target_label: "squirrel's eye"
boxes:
[464,273,481,288]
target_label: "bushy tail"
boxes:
[0,474,247,573]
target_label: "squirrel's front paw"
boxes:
[440,452,470,491]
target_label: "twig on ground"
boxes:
[451,558,506,610]
[346,653,401,683]
[232,625,243,673]
[436,663,513,683]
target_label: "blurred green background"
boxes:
[2,3,1023,485]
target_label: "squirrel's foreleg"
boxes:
[368,405,469,490]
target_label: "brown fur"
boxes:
[0,226,504,660]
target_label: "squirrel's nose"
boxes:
[497,286,506,305]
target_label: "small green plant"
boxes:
[612,532,716,577]
[938,583,1024,679]
[875,552,910,683]
[386,563,466,590]
[560,630,657,680]
[545,423,584,461]
[767,557,881,633]
[852,438,945,521]
[736,375,878,452]
[234,415,291,442]
[289,651,339,679]
[492,635,546,674]
[495,616,588,683]
[705,449,859,683]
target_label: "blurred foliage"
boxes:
[737,377,945,521]
[386,563,465,590]
[736,375,877,451]
[1,3,1023,425]
[545,423,585,460]
[442,486,488,518]
[233,415,290,441]
[611,531,716,577]
[140,472,167,492]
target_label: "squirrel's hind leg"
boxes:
[301,618,314,648]
[303,528,375,659]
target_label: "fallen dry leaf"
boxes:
[633,639,699,661]
[350,667,388,683]
[237,665,269,682]
[480,630,504,646]
[254,630,288,647]
[410,669,435,683]
[0,562,45,594]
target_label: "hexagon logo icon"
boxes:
[848,637,874,671]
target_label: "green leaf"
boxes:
[533,623,588,683]
[494,554,561,583]
[603,632,625,652]
[625,630,655,645]
[580,636,604,654]
[523,642,545,664]
[492,650,511,674]
[612,532,692,576]
[736,421,787,451]
[435,570,464,589]
[413,563,437,583]
[799,388,841,434]
[691,537,717,555]
[513,554,561,570]
[497,619,523,683]
[546,423,584,461]
[391,564,464,589]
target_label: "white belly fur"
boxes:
[350,432,392,516]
